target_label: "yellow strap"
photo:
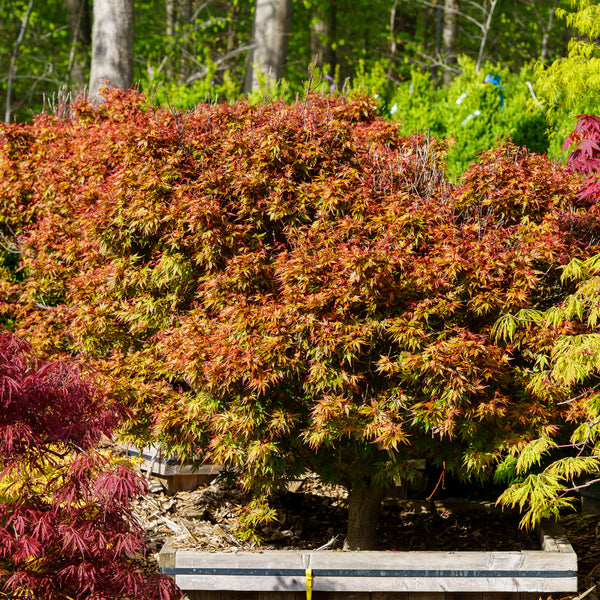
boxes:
[305,567,313,600]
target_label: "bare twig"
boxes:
[0,228,22,254]
[186,44,256,84]
[314,535,339,551]
[557,382,600,405]
[407,0,485,32]
[475,0,498,72]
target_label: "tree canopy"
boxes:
[1,88,597,546]
[0,0,576,121]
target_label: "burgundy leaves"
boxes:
[0,333,182,600]
[564,114,600,203]
[0,333,121,460]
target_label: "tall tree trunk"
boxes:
[88,0,134,99]
[387,0,399,84]
[540,0,560,64]
[65,0,91,90]
[442,0,458,85]
[4,0,34,122]
[165,0,176,80]
[343,474,386,550]
[180,0,193,84]
[310,0,336,72]
[244,0,293,93]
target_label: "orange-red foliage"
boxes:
[0,89,594,505]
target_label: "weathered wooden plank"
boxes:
[158,540,176,570]
[310,576,575,593]
[169,574,577,593]
[312,594,370,600]
[161,524,577,595]
[174,574,575,593]
[127,444,221,477]
[176,575,305,592]
[174,550,307,569]
[538,522,574,554]
[307,550,576,572]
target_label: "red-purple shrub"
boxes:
[564,114,600,203]
[0,332,181,600]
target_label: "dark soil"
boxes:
[132,477,537,554]
[266,489,538,552]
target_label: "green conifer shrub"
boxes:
[390,58,549,176]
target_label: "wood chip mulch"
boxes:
[126,472,600,599]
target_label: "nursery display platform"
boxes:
[158,522,576,600]
[127,445,221,494]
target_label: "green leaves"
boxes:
[493,314,519,343]
[499,473,575,530]
[498,449,600,529]
[515,436,556,473]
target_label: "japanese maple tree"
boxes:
[495,114,600,526]
[0,89,596,548]
[0,332,181,599]
[563,114,600,203]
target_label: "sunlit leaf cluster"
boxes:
[495,112,600,526]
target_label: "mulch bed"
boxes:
[130,474,600,598]
[132,478,539,554]
[559,512,600,595]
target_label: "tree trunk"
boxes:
[540,0,560,64]
[4,0,34,123]
[442,0,458,85]
[310,0,336,72]
[88,0,134,99]
[244,0,293,93]
[344,474,386,550]
[165,0,176,80]
[387,0,399,84]
[65,0,91,90]
[180,0,193,84]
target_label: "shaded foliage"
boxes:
[390,58,550,177]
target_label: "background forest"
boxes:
[0,0,587,171]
